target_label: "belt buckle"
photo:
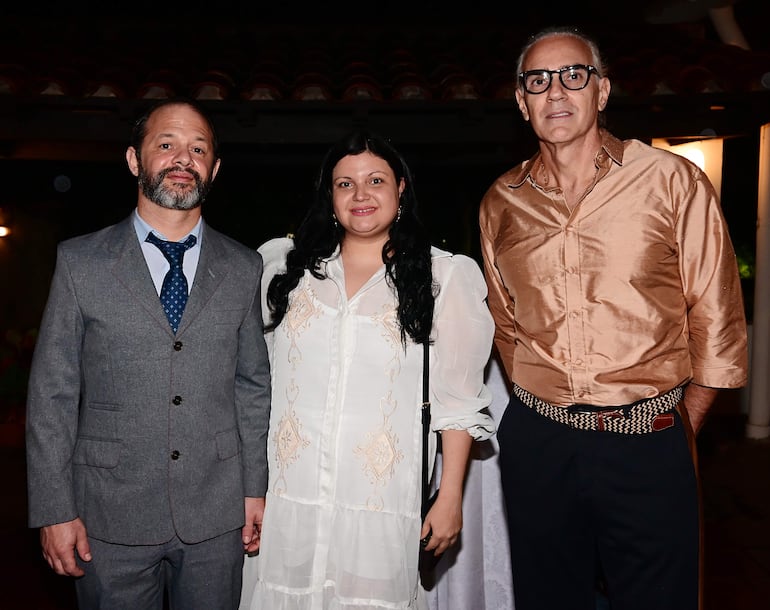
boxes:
[569,404,597,414]
[569,405,625,432]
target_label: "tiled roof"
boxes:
[0,11,768,161]
[1,17,768,103]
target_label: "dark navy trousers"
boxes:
[498,392,700,610]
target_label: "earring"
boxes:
[396,206,402,222]
[332,214,338,229]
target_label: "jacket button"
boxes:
[171,450,180,460]
[173,341,183,351]
[172,396,182,405]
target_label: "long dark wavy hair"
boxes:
[265,129,436,346]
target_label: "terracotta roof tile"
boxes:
[0,18,767,103]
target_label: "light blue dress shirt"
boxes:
[133,209,202,296]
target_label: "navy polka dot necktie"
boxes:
[146,232,197,334]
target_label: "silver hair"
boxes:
[515,26,606,78]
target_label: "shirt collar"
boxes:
[503,129,625,188]
[133,209,203,245]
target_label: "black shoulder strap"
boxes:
[421,342,431,506]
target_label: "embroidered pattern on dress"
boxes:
[272,279,318,494]
[272,379,310,495]
[354,391,404,510]
[284,281,320,371]
[374,307,401,382]
[354,307,405,510]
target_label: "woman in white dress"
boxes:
[241,130,495,610]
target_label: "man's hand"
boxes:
[683,382,719,435]
[242,496,265,554]
[40,518,91,577]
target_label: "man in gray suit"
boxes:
[26,98,271,609]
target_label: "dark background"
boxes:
[1,5,769,610]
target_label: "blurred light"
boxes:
[653,138,724,199]
[680,148,706,171]
[0,226,10,237]
[54,174,72,193]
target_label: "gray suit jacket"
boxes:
[26,215,271,545]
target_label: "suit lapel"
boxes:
[176,223,229,335]
[108,216,175,336]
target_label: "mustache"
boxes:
[158,166,202,183]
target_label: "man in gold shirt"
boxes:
[479,25,748,610]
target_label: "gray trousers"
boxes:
[75,530,244,610]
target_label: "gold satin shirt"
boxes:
[479,130,748,407]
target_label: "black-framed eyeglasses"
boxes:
[518,64,600,95]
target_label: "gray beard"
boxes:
[138,164,211,210]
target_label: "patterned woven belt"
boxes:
[512,384,685,434]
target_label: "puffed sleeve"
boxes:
[256,236,295,362]
[256,236,294,327]
[430,251,496,440]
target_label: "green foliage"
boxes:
[736,245,755,280]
